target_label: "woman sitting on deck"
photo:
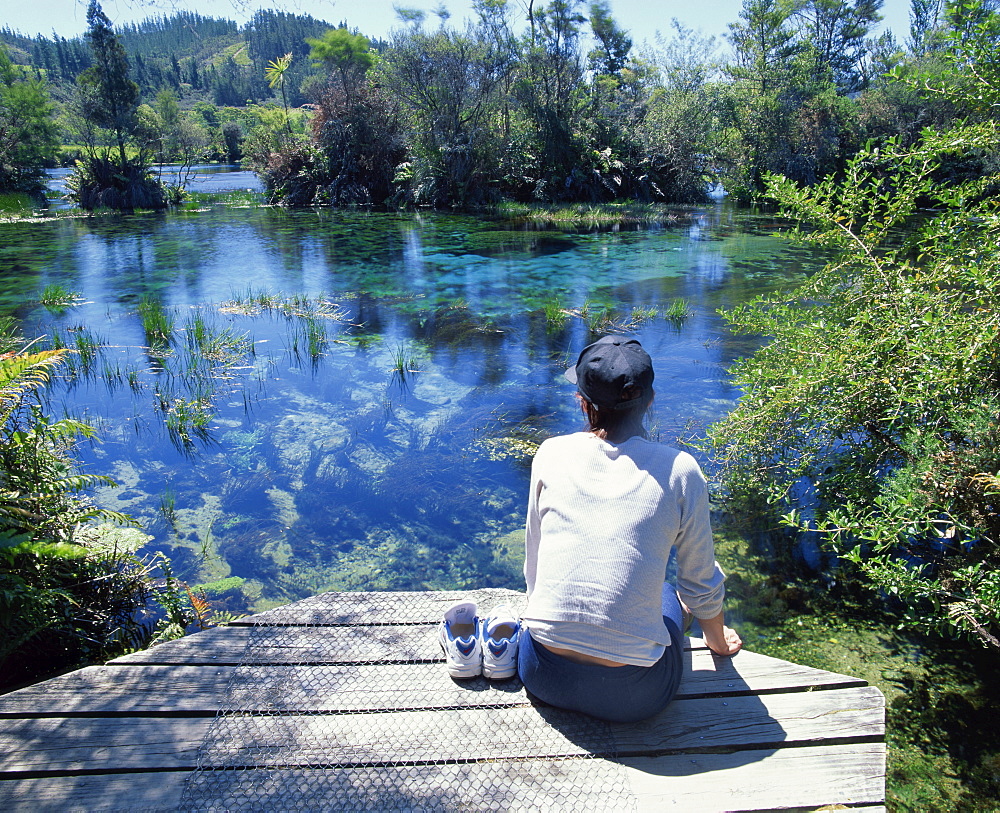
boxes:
[517,335,742,723]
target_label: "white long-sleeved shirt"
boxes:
[523,432,726,666]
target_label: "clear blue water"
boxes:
[0,196,826,610]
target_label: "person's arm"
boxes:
[523,454,544,598]
[698,610,742,656]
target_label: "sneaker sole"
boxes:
[446,664,482,679]
[482,663,517,680]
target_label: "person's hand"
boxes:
[696,610,743,656]
[703,624,743,656]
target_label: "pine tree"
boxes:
[77,0,139,167]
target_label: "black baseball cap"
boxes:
[565,336,654,411]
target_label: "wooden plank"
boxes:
[0,649,867,717]
[106,621,866,710]
[109,624,701,665]
[0,716,210,772]
[0,744,885,813]
[235,588,528,626]
[0,686,883,773]
[621,742,886,811]
[108,624,443,665]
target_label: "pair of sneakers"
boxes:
[438,600,520,680]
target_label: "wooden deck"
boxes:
[0,588,885,811]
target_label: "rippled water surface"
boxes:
[1,198,826,611]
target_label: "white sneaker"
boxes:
[480,604,520,680]
[439,600,481,679]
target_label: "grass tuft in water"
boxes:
[303,317,326,358]
[138,296,175,351]
[39,283,84,313]
[73,330,102,372]
[182,190,263,208]
[579,300,614,333]
[154,383,214,448]
[664,298,691,324]
[287,317,328,360]
[390,343,418,376]
[160,485,177,529]
[628,305,659,325]
[183,310,252,362]
[492,201,683,227]
[543,299,571,333]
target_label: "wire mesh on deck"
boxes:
[179,589,636,811]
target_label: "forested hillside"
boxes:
[0,10,359,106]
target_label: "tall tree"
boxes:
[588,0,632,77]
[77,0,140,167]
[728,0,801,94]
[380,24,503,204]
[519,0,588,189]
[793,0,883,92]
[909,0,946,52]
[306,28,374,102]
[0,45,59,195]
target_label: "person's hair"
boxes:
[579,386,653,442]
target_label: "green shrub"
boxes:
[0,347,148,690]
[66,157,167,211]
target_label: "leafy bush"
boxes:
[710,121,1000,648]
[710,3,1000,650]
[0,346,150,691]
[66,156,167,211]
[254,84,407,207]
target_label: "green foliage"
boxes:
[378,25,506,206]
[39,283,84,313]
[306,28,374,100]
[66,1,168,211]
[137,295,175,350]
[77,0,141,167]
[0,44,59,196]
[0,342,150,690]
[664,298,691,323]
[719,0,884,200]
[147,554,242,646]
[710,101,1000,648]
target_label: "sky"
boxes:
[4,0,914,48]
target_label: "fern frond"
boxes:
[0,349,68,426]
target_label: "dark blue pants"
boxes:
[516,618,684,723]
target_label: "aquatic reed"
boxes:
[664,298,691,324]
[138,296,175,350]
[73,330,102,372]
[390,343,418,376]
[160,484,177,527]
[221,289,352,325]
[39,283,83,312]
[543,299,571,332]
[183,310,252,362]
[287,317,328,359]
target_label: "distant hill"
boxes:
[0,9,381,108]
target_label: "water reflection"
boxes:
[3,201,824,611]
